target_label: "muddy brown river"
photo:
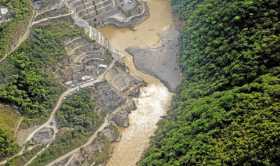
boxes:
[99,0,175,165]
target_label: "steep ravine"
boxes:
[99,0,179,165]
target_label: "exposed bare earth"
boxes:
[127,26,181,92]
[100,0,178,165]
[0,0,179,165]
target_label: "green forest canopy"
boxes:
[0,21,81,119]
[28,89,103,166]
[0,20,82,160]
[140,0,280,165]
[0,0,33,58]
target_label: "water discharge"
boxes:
[100,0,175,165]
[107,85,172,166]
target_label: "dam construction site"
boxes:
[1,0,280,165]
[0,0,180,165]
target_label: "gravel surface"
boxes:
[127,26,181,92]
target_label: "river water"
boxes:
[99,0,175,165]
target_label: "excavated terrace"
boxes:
[0,0,177,166]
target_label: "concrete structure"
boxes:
[0,6,11,24]
[65,0,148,27]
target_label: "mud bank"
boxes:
[99,0,178,165]
[127,26,181,92]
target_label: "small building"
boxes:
[0,6,12,24]
[0,7,8,15]
[81,75,92,81]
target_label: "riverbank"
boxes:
[140,0,280,165]
[0,0,181,165]
[99,0,179,165]
[107,84,172,166]
[127,26,181,92]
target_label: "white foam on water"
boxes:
[107,83,172,166]
[101,0,175,165]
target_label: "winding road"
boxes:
[32,11,74,26]
[46,116,110,166]
[0,11,34,63]
[21,59,116,165]
[0,4,118,165]
[0,1,70,63]
[0,59,116,166]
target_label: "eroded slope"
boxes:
[0,0,148,165]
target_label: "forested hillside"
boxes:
[140,0,280,165]
[0,19,82,160]
[0,21,81,120]
[0,0,33,58]
[0,0,33,160]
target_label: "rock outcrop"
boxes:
[110,99,136,127]
[31,127,55,145]
[93,81,126,112]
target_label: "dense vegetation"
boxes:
[7,145,43,166]
[141,0,280,165]
[0,0,32,158]
[0,105,20,138]
[0,105,20,160]
[0,129,18,160]
[57,89,102,131]
[0,20,82,160]
[29,89,105,166]
[0,21,81,119]
[0,0,33,58]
